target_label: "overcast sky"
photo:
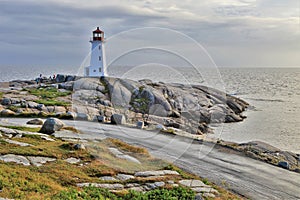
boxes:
[0,0,299,68]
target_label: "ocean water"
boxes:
[1,65,299,153]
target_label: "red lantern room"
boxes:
[92,27,104,41]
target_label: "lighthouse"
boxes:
[85,27,106,77]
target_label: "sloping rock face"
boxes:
[103,77,248,134]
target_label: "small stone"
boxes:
[136,121,144,129]
[126,183,140,188]
[14,133,23,138]
[76,113,90,121]
[73,143,86,150]
[3,134,13,138]
[195,193,203,200]
[97,115,106,123]
[156,124,166,130]
[1,98,11,105]
[146,182,165,189]
[278,161,290,169]
[167,180,174,184]
[27,101,38,109]
[27,118,44,125]
[41,136,55,141]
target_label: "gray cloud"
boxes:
[0,0,299,68]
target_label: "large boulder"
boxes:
[111,114,126,125]
[73,78,102,91]
[55,74,66,83]
[39,118,65,134]
[27,101,39,109]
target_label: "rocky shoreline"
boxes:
[0,74,248,134]
[0,75,299,173]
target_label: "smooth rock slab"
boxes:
[3,139,32,147]
[202,193,216,198]
[27,156,56,167]
[0,154,30,166]
[146,181,165,189]
[108,148,141,164]
[178,179,208,188]
[64,157,81,164]
[117,174,135,181]
[134,170,179,177]
[77,183,124,190]
[117,154,141,164]
[41,136,55,141]
[100,176,118,181]
[128,186,144,192]
[192,187,219,194]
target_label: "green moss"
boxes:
[52,186,195,200]
[130,98,149,114]
[34,99,70,107]
[51,187,118,200]
[0,91,4,99]
[0,125,40,132]
[6,105,20,112]
[26,88,71,99]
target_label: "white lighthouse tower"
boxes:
[85,27,106,77]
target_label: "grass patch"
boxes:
[0,91,3,98]
[61,126,81,133]
[0,125,40,132]
[108,138,148,154]
[52,186,195,200]
[25,87,71,107]
[163,164,197,179]
[6,105,21,112]
[26,88,71,99]
[35,99,70,107]
[0,127,241,200]
[160,128,176,135]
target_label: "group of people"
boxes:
[35,74,56,84]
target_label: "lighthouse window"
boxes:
[99,45,101,50]
[99,68,102,72]
[99,56,101,61]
